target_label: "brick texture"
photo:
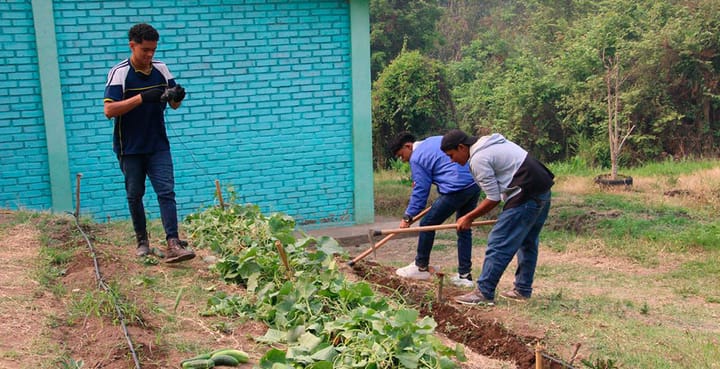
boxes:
[1,0,356,227]
[0,0,53,210]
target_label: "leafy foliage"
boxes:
[375,0,720,166]
[370,0,443,80]
[372,49,455,167]
[185,197,465,368]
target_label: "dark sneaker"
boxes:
[454,289,495,306]
[500,289,530,302]
[164,238,195,263]
[136,239,150,257]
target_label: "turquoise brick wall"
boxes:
[0,0,53,210]
[0,0,371,228]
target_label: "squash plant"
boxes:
[185,197,465,368]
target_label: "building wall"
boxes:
[0,0,53,210]
[0,0,373,228]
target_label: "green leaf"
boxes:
[396,351,421,368]
[313,236,345,256]
[298,331,322,352]
[257,328,286,344]
[440,356,459,369]
[394,309,419,325]
[310,345,337,362]
[258,348,287,368]
[454,343,467,362]
[269,213,296,244]
[307,360,334,369]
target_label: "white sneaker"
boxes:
[449,273,475,288]
[395,262,432,280]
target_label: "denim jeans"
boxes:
[118,151,178,240]
[415,184,481,275]
[477,190,551,299]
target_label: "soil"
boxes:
[340,235,568,369]
[0,212,560,369]
[345,261,548,369]
[0,215,266,369]
[0,213,550,369]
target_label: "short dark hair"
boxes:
[441,129,478,151]
[128,23,159,43]
[387,131,416,155]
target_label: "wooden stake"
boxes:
[569,343,582,365]
[535,342,543,369]
[74,173,82,218]
[215,179,224,208]
[275,240,293,280]
[436,272,445,303]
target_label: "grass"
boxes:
[375,159,720,368]
[5,159,719,368]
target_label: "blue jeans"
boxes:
[477,190,551,299]
[118,151,178,240]
[415,184,480,275]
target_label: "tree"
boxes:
[433,0,487,62]
[602,49,635,179]
[372,49,455,167]
[370,0,444,80]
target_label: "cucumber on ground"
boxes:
[210,353,240,366]
[180,353,212,365]
[181,358,215,369]
[209,349,249,363]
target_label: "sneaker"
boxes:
[454,289,495,306]
[395,262,432,280]
[500,289,530,301]
[136,239,150,257]
[449,273,475,288]
[164,238,196,263]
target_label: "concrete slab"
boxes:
[304,216,416,247]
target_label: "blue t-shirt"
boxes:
[104,59,177,155]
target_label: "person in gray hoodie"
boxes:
[440,129,554,305]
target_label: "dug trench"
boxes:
[348,260,565,369]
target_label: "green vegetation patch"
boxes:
[186,199,466,368]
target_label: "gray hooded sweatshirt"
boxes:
[468,133,554,208]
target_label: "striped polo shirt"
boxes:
[103,59,177,155]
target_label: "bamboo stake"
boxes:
[275,240,293,281]
[535,342,543,369]
[436,272,445,303]
[569,343,582,366]
[215,179,224,208]
[74,173,82,218]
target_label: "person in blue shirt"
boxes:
[103,23,194,263]
[388,132,481,287]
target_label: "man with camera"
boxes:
[103,23,194,263]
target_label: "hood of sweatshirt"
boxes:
[470,133,507,158]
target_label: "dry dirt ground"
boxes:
[0,213,267,369]
[0,212,535,369]
[3,204,706,369]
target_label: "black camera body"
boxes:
[160,85,185,103]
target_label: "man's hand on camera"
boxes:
[140,88,163,103]
[172,84,185,102]
[160,85,186,103]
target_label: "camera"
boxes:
[160,85,185,103]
